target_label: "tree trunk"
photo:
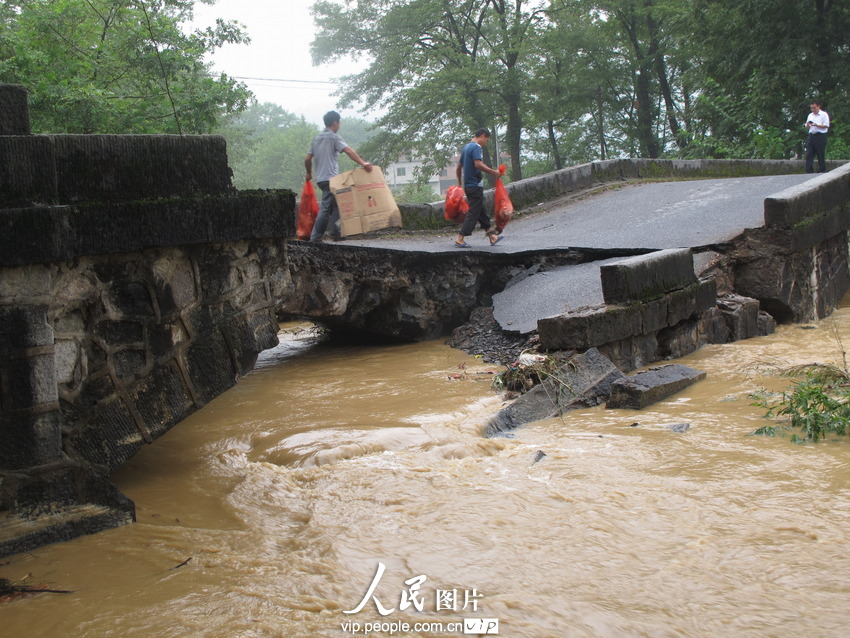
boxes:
[646,5,683,148]
[547,120,563,170]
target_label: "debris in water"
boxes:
[0,577,73,602]
[169,557,193,570]
[667,423,691,433]
[532,450,547,465]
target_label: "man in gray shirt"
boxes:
[304,110,373,241]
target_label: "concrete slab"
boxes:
[606,364,707,409]
[346,174,817,254]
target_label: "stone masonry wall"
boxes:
[0,84,296,557]
[50,240,288,471]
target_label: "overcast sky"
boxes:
[190,0,372,125]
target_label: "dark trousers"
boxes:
[460,186,491,236]
[806,133,827,173]
[311,181,340,240]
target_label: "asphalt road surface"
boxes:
[345,173,818,334]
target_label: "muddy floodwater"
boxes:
[5,297,850,637]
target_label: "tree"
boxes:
[0,0,251,134]
[218,102,378,193]
[684,0,850,159]
[311,0,548,182]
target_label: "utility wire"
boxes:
[230,76,339,85]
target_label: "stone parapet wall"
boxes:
[0,134,234,207]
[763,162,850,230]
[600,248,697,304]
[399,158,849,224]
[1,191,295,268]
[534,249,775,371]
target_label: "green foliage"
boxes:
[752,363,850,442]
[827,123,850,161]
[0,0,251,133]
[311,0,546,182]
[217,103,379,192]
[393,182,441,205]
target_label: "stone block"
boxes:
[592,159,626,182]
[0,264,52,300]
[601,248,696,304]
[597,332,659,373]
[666,285,697,326]
[0,206,75,267]
[152,254,197,319]
[0,462,135,558]
[717,295,760,341]
[658,319,701,359]
[700,307,732,345]
[147,322,186,360]
[128,361,194,440]
[0,136,58,206]
[485,348,625,435]
[639,297,669,334]
[0,305,53,351]
[0,409,63,470]
[554,163,594,194]
[758,311,777,336]
[0,352,58,409]
[103,281,156,320]
[95,320,145,346]
[183,328,237,405]
[587,304,642,346]
[539,303,643,351]
[695,279,718,313]
[67,397,144,469]
[788,204,849,253]
[50,134,232,203]
[0,84,30,135]
[226,308,280,376]
[607,363,706,410]
[538,307,592,350]
[112,348,148,381]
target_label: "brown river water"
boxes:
[5,297,850,637]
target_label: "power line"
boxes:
[231,75,339,86]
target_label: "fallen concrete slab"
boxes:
[606,364,707,410]
[484,347,625,436]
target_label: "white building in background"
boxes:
[385,152,457,200]
[385,150,512,200]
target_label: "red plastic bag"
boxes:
[494,165,514,230]
[444,185,469,223]
[296,179,319,240]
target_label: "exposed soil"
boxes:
[447,306,538,367]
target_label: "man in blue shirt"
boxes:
[454,128,503,248]
[305,110,372,241]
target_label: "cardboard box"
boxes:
[330,166,403,236]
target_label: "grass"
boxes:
[750,321,850,443]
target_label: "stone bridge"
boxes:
[2,83,850,556]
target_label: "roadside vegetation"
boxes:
[751,325,850,443]
[2,1,848,195]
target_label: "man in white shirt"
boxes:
[805,100,830,173]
